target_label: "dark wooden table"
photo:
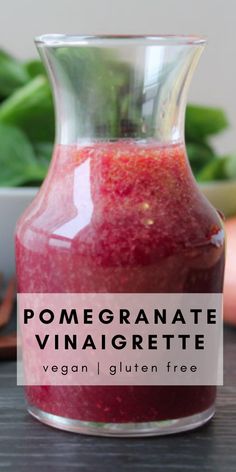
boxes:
[0,326,235,472]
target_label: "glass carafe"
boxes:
[16,35,225,436]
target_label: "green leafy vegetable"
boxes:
[24,60,46,79]
[195,154,236,182]
[34,142,53,162]
[185,104,228,142]
[196,157,228,182]
[186,142,215,175]
[0,75,54,142]
[0,124,46,186]
[0,50,30,98]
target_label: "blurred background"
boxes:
[0,0,235,153]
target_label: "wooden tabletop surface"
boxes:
[0,326,235,472]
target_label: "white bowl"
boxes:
[0,187,38,281]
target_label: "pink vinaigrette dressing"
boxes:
[16,141,224,424]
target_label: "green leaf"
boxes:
[24,60,46,79]
[0,75,55,142]
[186,142,216,175]
[185,104,229,142]
[0,50,29,97]
[196,157,228,182]
[34,142,53,162]
[0,124,46,186]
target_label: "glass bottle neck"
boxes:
[37,37,205,146]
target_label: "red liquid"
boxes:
[16,141,224,423]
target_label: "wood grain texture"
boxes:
[0,326,235,472]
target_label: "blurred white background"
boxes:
[0,0,234,153]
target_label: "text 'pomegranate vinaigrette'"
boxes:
[16,35,225,436]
